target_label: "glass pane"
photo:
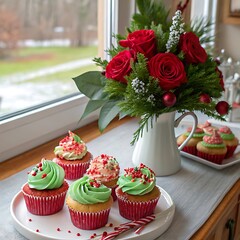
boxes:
[0,0,98,117]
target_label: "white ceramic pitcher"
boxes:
[132,111,198,176]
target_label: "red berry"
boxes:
[162,92,176,107]
[215,101,229,115]
[102,231,108,237]
[199,93,211,103]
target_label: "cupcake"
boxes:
[196,130,227,164]
[203,126,219,136]
[115,163,160,220]
[177,127,205,155]
[66,175,113,230]
[21,159,69,215]
[53,131,92,180]
[197,121,212,129]
[86,154,120,201]
[198,121,218,136]
[218,126,239,158]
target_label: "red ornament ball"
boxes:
[215,101,229,115]
[162,92,176,107]
[199,93,211,103]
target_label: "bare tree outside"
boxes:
[0,6,21,58]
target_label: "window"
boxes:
[0,0,98,117]
[191,0,217,48]
[0,0,135,163]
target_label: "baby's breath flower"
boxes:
[166,10,184,52]
[147,94,155,105]
[131,78,146,94]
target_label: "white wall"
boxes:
[216,0,240,62]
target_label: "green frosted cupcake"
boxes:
[66,175,113,230]
[116,163,160,220]
[21,159,69,215]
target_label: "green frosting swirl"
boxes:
[68,176,111,204]
[201,142,225,148]
[220,133,234,140]
[54,146,87,160]
[28,159,65,190]
[117,166,156,196]
[185,132,205,138]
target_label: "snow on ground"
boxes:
[0,58,92,116]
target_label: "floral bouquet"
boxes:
[74,0,229,144]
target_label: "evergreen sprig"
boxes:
[132,0,170,31]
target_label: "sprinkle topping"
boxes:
[124,163,155,183]
[198,121,211,129]
[86,154,120,182]
[187,127,204,134]
[203,130,223,144]
[59,131,86,155]
[219,126,232,134]
[89,179,101,188]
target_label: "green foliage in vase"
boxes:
[73,0,227,145]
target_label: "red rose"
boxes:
[119,29,156,59]
[149,53,187,90]
[179,32,207,64]
[105,50,134,84]
[216,67,225,90]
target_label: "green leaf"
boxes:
[98,101,120,132]
[119,110,129,119]
[73,71,107,100]
[81,99,107,120]
[73,134,82,143]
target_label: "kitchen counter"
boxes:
[1,117,240,240]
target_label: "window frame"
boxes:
[0,0,135,163]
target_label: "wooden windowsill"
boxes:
[0,117,132,181]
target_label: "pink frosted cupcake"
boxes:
[86,154,120,201]
[177,127,205,155]
[203,126,219,136]
[66,175,113,230]
[53,131,92,180]
[21,159,69,215]
[115,163,160,220]
[196,130,227,164]
[218,126,239,158]
[197,121,212,130]
[198,120,218,136]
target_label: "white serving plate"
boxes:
[10,186,175,240]
[181,145,240,170]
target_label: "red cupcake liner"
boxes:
[111,185,118,201]
[68,208,111,230]
[22,191,67,215]
[54,159,90,180]
[182,146,197,155]
[197,151,225,164]
[116,194,159,220]
[225,145,238,159]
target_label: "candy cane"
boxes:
[101,215,155,240]
[100,204,175,240]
